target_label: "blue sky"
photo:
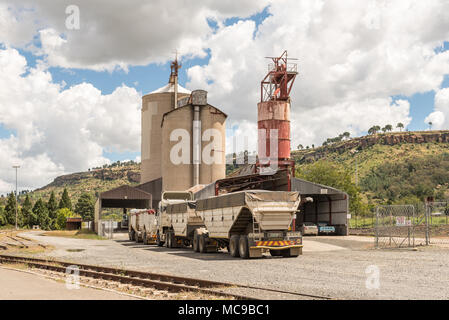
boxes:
[6,42,446,163]
[1,1,449,193]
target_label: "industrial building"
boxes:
[94,51,349,236]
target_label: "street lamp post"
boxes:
[12,165,20,230]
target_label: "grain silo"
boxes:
[161,90,227,191]
[140,59,190,184]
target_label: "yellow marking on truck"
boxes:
[250,245,303,250]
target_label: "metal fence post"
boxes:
[425,203,429,246]
[375,207,379,248]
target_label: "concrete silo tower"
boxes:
[161,90,227,191]
[140,58,191,184]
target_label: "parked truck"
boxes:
[155,191,195,247]
[158,190,303,258]
[129,208,156,244]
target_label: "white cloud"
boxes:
[0,0,268,71]
[0,47,140,194]
[425,87,449,129]
[187,0,449,149]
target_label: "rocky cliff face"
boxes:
[41,166,141,189]
[295,131,449,163]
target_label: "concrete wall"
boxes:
[141,92,189,184]
[161,104,226,191]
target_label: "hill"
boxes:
[25,162,141,205]
[13,130,449,209]
[292,130,449,205]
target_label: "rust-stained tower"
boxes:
[257,50,298,181]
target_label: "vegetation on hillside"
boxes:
[0,188,95,230]
[360,152,449,203]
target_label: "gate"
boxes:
[375,205,415,248]
[425,201,449,245]
[98,219,115,239]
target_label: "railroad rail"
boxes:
[0,254,332,300]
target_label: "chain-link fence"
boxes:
[425,201,449,245]
[375,201,449,248]
[375,205,416,248]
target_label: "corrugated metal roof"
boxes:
[148,83,190,94]
[291,177,348,197]
[100,185,152,200]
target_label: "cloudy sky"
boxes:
[0,0,449,194]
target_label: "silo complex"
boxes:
[161,90,227,191]
[140,59,227,192]
[140,85,190,184]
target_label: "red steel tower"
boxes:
[257,50,298,178]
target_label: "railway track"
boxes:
[0,254,332,300]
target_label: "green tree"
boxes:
[297,144,303,150]
[396,122,404,132]
[33,198,50,230]
[47,191,58,229]
[4,192,17,226]
[428,121,433,130]
[58,188,72,211]
[0,206,6,226]
[75,193,95,221]
[296,161,364,214]
[368,126,379,135]
[55,208,75,230]
[21,195,34,228]
[385,124,393,132]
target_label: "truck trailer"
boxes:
[158,190,303,258]
[129,208,156,244]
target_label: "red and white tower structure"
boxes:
[257,50,298,180]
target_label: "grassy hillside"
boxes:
[293,130,449,205]
[6,130,449,210]
[24,162,141,205]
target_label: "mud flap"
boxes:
[289,247,302,257]
[249,247,263,258]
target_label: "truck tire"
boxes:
[199,234,207,253]
[165,232,170,248]
[156,232,164,247]
[128,230,134,241]
[167,232,173,248]
[193,230,200,252]
[135,231,141,243]
[238,235,250,259]
[229,235,240,257]
[143,230,148,245]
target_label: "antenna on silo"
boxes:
[170,49,181,109]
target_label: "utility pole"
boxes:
[12,165,20,230]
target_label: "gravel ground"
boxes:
[19,231,449,300]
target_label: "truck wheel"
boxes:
[193,230,200,252]
[143,231,148,245]
[238,235,250,259]
[229,235,240,257]
[167,232,173,248]
[199,234,207,253]
[270,250,281,257]
[128,230,133,241]
[135,231,141,243]
[156,233,164,247]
